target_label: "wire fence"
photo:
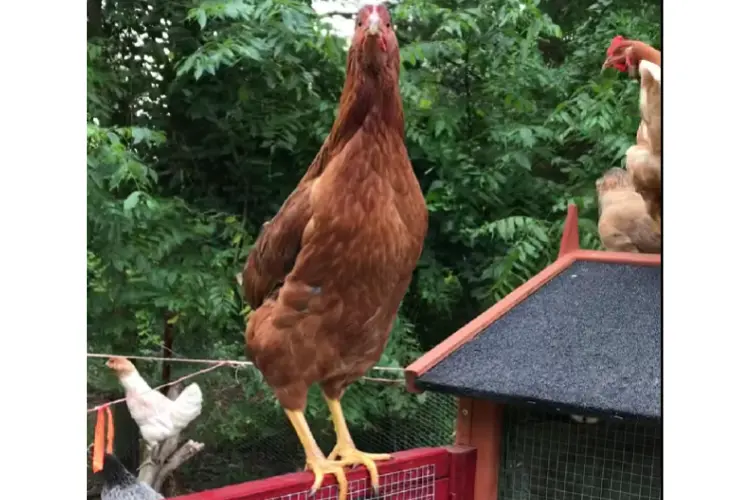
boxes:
[499,406,662,500]
[178,383,457,493]
[268,463,437,500]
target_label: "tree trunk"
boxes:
[113,402,142,473]
[87,0,102,40]
[160,313,175,396]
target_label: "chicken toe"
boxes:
[329,446,391,493]
[284,409,350,500]
[325,396,391,494]
[306,456,350,500]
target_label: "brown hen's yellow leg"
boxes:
[325,397,391,494]
[284,409,349,500]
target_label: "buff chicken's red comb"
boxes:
[607,35,626,56]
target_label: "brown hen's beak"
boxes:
[601,58,613,73]
[367,11,381,35]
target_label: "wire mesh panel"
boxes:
[180,387,457,491]
[499,406,662,500]
[169,447,473,500]
[267,464,436,500]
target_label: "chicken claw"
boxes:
[327,445,391,494]
[305,456,350,500]
[284,409,350,500]
[324,396,391,494]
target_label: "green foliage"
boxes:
[87,0,660,491]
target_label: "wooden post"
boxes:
[455,398,502,500]
[446,445,477,499]
[558,203,580,258]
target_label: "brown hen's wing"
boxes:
[242,184,313,309]
[241,137,334,309]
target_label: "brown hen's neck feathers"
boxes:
[329,53,404,149]
[630,41,661,66]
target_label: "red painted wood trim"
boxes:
[434,478,451,499]
[455,398,473,446]
[446,445,477,499]
[571,249,661,266]
[454,399,500,500]
[558,203,580,258]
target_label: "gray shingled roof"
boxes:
[417,260,661,420]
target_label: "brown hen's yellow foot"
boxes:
[328,445,391,493]
[325,396,392,494]
[283,409,349,500]
[305,456,350,500]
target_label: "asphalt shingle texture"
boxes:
[417,260,661,420]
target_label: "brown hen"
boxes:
[596,167,661,254]
[240,4,427,499]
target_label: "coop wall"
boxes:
[499,406,662,500]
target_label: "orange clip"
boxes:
[92,406,115,473]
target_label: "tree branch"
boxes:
[154,440,205,492]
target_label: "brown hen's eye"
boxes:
[386,23,391,28]
[357,21,362,27]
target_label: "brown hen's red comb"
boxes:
[607,35,627,56]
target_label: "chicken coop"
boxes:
[406,204,662,500]
[166,204,661,500]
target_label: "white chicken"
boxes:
[106,357,203,447]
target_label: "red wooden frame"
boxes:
[168,447,476,500]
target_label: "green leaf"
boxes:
[518,128,534,148]
[434,119,446,137]
[131,127,149,145]
[123,191,141,211]
[512,152,532,170]
[196,9,207,29]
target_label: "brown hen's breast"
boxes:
[245,121,427,408]
[291,132,426,370]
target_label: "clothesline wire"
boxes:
[85,353,405,372]
[86,353,406,414]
